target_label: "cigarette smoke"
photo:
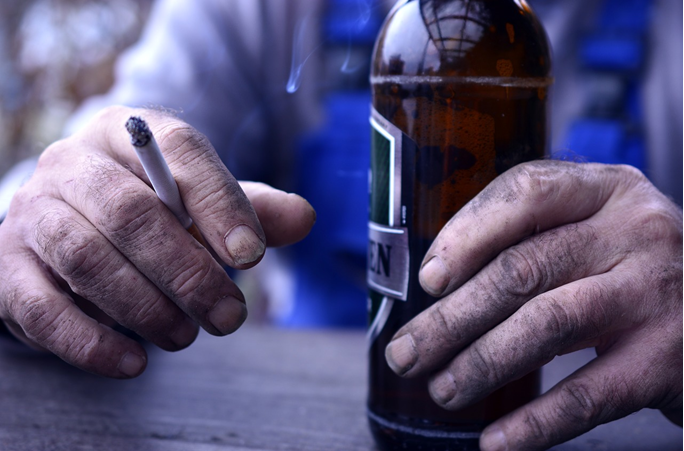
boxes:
[356,0,373,27]
[286,0,383,93]
[287,15,320,94]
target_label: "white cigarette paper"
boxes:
[125,116,193,229]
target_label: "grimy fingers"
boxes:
[43,149,247,337]
[0,249,147,378]
[385,211,626,378]
[425,274,635,411]
[479,331,678,451]
[24,196,199,350]
[89,106,266,269]
[417,161,631,298]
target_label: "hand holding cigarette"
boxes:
[125,115,206,246]
[0,106,316,378]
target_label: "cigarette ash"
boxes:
[125,116,152,147]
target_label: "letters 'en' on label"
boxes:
[368,108,409,301]
[368,221,409,300]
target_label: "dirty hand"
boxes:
[384,161,682,450]
[0,106,315,379]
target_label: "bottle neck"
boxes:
[373,0,550,78]
[412,0,526,6]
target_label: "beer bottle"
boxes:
[367,1,552,449]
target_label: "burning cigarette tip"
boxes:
[125,116,152,147]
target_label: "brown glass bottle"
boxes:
[367,1,552,450]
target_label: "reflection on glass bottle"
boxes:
[420,0,490,60]
[367,1,552,450]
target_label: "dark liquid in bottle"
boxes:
[368,78,549,450]
[367,1,552,448]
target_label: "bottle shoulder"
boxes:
[371,0,551,79]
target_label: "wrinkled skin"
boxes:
[0,106,316,379]
[384,161,682,451]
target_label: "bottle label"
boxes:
[368,108,409,302]
[368,222,409,300]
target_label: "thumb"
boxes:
[240,182,316,248]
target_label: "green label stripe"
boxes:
[370,121,392,226]
[367,108,411,345]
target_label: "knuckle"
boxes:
[32,209,68,254]
[163,256,214,301]
[88,280,173,340]
[467,341,501,386]
[10,183,33,205]
[100,185,159,244]
[533,296,577,347]
[650,262,684,320]
[17,293,65,344]
[493,247,542,298]
[572,280,613,336]
[428,302,462,345]
[125,294,168,333]
[539,297,571,336]
[192,176,240,221]
[615,163,648,185]
[557,379,604,426]
[529,280,613,350]
[508,161,559,205]
[14,289,107,370]
[540,223,596,277]
[37,139,72,171]
[56,233,105,282]
[521,408,552,444]
[60,324,101,368]
[36,214,102,280]
[33,211,109,285]
[629,205,682,245]
[71,155,162,244]
[155,123,212,163]
[76,153,120,192]
[148,123,241,221]
[603,373,639,416]
[612,165,682,243]
[6,183,37,215]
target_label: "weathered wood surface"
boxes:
[0,326,680,450]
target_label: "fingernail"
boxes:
[429,369,457,407]
[208,297,248,335]
[170,316,198,349]
[224,225,265,266]
[480,426,508,451]
[385,334,418,375]
[420,256,449,296]
[118,352,146,377]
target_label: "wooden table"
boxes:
[0,326,680,450]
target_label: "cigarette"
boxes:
[125,116,205,245]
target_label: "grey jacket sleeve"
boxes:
[0,0,323,221]
[64,0,323,187]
